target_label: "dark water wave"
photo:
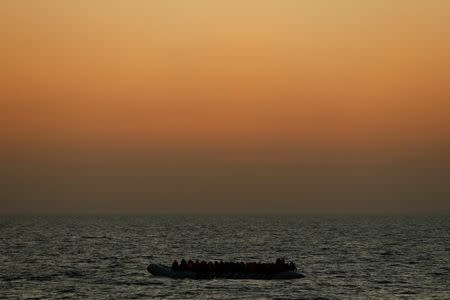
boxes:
[0,215,449,299]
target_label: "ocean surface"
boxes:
[0,215,449,299]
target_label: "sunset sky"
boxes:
[1,1,450,214]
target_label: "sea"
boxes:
[0,215,449,299]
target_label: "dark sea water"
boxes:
[0,215,449,299]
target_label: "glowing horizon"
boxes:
[1,1,450,214]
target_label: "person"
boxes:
[200,261,207,273]
[214,261,219,273]
[179,259,187,271]
[171,260,179,271]
[208,261,213,272]
[230,262,236,273]
[289,261,296,271]
[275,258,287,272]
[247,262,256,273]
[193,260,200,272]
[238,262,243,273]
[187,259,193,271]
[256,262,262,274]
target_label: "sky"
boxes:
[1,0,450,214]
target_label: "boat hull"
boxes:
[147,264,304,280]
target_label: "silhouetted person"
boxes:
[193,260,200,272]
[247,262,256,273]
[230,262,236,273]
[214,261,219,273]
[275,258,287,272]
[289,262,296,271]
[208,261,213,272]
[199,260,208,273]
[179,259,187,271]
[171,260,179,271]
[239,261,245,273]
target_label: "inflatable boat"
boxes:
[147,263,304,280]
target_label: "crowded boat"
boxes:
[147,258,304,280]
[172,258,296,274]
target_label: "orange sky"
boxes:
[1,1,450,214]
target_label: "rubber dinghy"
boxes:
[147,264,305,280]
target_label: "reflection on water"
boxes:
[0,215,449,299]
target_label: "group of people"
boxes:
[171,258,296,274]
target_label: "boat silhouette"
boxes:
[147,260,305,280]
